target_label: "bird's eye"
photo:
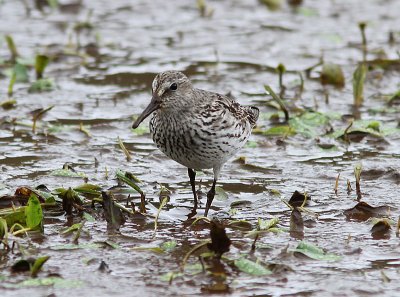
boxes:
[169,83,177,91]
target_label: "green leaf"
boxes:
[116,169,143,194]
[160,271,183,282]
[0,218,8,240]
[29,78,55,93]
[50,168,86,178]
[289,111,330,138]
[74,183,102,196]
[131,124,149,136]
[34,55,50,79]
[215,186,228,201]
[320,63,345,86]
[293,241,342,261]
[31,256,50,277]
[298,7,318,17]
[8,277,83,288]
[161,240,177,252]
[14,63,29,82]
[1,207,26,227]
[262,125,295,136]
[61,223,82,235]
[82,212,96,222]
[245,140,258,148]
[50,243,104,250]
[258,217,279,230]
[5,35,18,61]
[25,194,43,231]
[234,258,272,276]
[328,119,398,139]
[102,240,120,249]
[353,63,367,107]
[259,0,282,11]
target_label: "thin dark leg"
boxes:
[187,168,197,217]
[204,179,217,217]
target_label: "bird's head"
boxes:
[132,70,192,129]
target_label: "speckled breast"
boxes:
[149,112,250,171]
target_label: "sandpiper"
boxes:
[132,70,259,217]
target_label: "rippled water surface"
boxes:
[1,0,400,296]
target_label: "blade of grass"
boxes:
[8,71,16,96]
[264,85,289,122]
[353,63,367,107]
[154,197,168,234]
[32,105,54,133]
[5,35,18,62]
[117,136,131,161]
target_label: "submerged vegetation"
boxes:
[0,0,400,296]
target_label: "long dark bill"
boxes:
[131,96,161,129]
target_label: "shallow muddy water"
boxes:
[1,0,400,296]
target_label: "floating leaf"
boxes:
[9,277,83,288]
[161,240,177,252]
[320,63,345,86]
[289,112,330,138]
[234,258,272,276]
[61,223,82,235]
[25,193,43,231]
[82,212,96,222]
[328,120,398,140]
[293,241,341,261]
[74,183,102,196]
[258,217,279,230]
[50,168,86,178]
[227,220,253,231]
[262,125,295,136]
[215,186,228,201]
[160,271,183,282]
[344,202,391,221]
[50,243,104,250]
[245,141,258,148]
[371,219,391,239]
[298,7,318,16]
[29,78,55,93]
